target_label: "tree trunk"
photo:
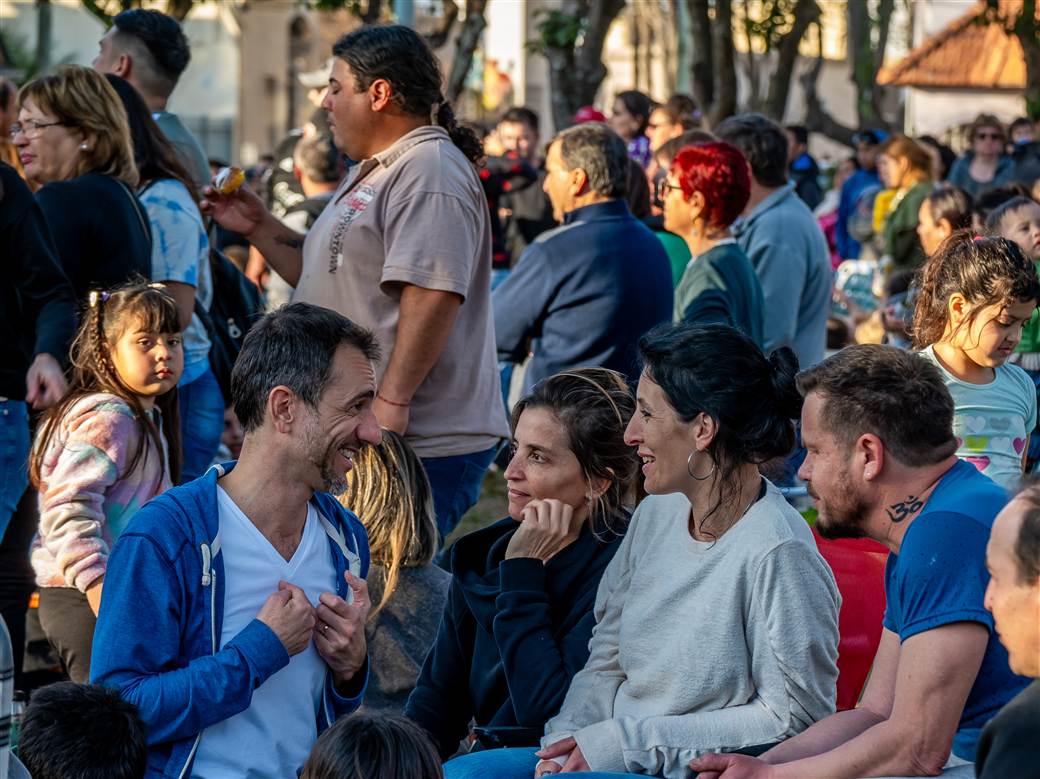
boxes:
[686,0,714,111]
[35,0,52,72]
[799,23,856,146]
[165,0,194,22]
[848,0,894,128]
[445,0,487,102]
[710,0,736,125]
[1014,0,1040,118]
[763,0,820,120]
[541,0,626,131]
[424,0,459,50]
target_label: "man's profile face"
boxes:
[984,498,1040,678]
[798,392,871,539]
[498,120,538,162]
[297,344,382,496]
[92,28,121,74]
[542,140,575,223]
[321,59,372,163]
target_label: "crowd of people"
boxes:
[2,8,1040,779]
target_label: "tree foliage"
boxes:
[981,0,1040,119]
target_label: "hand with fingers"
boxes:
[505,498,585,563]
[688,753,774,778]
[256,580,317,656]
[25,353,67,411]
[534,736,591,775]
[198,180,269,239]
[314,571,371,686]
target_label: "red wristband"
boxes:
[377,392,410,408]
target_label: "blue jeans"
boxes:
[443,748,645,779]
[0,400,29,539]
[422,444,499,540]
[178,366,224,483]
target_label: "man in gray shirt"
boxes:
[716,114,832,369]
[92,9,210,189]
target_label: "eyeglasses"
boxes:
[976,132,1004,141]
[9,119,69,139]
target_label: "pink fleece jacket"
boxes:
[32,393,172,591]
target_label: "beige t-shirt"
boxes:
[294,125,508,457]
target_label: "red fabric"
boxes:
[813,529,889,710]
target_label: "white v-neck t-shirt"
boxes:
[191,487,338,779]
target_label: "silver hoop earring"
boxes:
[687,451,717,481]
[79,143,89,151]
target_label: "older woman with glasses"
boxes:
[13,66,151,305]
[947,114,1017,198]
[660,141,764,347]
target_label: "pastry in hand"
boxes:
[214,166,245,195]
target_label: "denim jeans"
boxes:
[178,366,224,484]
[421,445,499,541]
[0,400,29,539]
[443,748,645,779]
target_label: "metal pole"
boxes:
[394,0,415,27]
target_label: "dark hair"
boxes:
[30,282,182,488]
[112,9,190,94]
[638,322,801,527]
[969,112,1006,142]
[714,113,789,188]
[671,141,751,230]
[654,129,715,167]
[301,712,441,779]
[911,233,1040,348]
[986,196,1040,233]
[1011,481,1040,583]
[104,74,198,202]
[975,182,1034,220]
[510,367,638,531]
[657,94,700,129]
[500,106,540,134]
[785,124,809,146]
[878,134,933,181]
[1010,117,1035,134]
[332,25,482,164]
[232,303,380,433]
[924,185,973,232]
[625,156,651,218]
[555,122,629,199]
[18,682,147,779]
[614,90,653,134]
[294,133,344,185]
[796,344,957,467]
[916,135,957,179]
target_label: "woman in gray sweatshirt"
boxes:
[445,322,840,779]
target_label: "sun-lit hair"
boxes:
[18,65,138,186]
[338,430,437,620]
[878,134,933,184]
[29,281,182,490]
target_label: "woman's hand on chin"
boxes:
[505,499,584,563]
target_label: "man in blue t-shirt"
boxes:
[690,344,1030,779]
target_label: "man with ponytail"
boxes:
[202,25,507,541]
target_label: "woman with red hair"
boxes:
[662,141,765,346]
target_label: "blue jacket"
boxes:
[835,168,880,260]
[91,463,371,779]
[946,153,1017,198]
[493,199,672,390]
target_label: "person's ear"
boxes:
[570,166,589,198]
[691,412,718,452]
[938,217,954,239]
[948,292,969,329]
[114,53,132,79]
[688,190,707,223]
[268,386,297,434]
[369,78,392,112]
[857,433,885,482]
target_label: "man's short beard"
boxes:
[815,467,871,540]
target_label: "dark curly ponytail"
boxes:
[333,25,483,164]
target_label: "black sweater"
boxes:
[35,172,151,303]
[405,514,625,759]
[975,678,1040,779]
[0,163,76,400]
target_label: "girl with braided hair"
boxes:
[29,281,182,682]
[914,233,1040,490]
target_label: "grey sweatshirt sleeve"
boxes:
[569,539,840,778]
[541,519,638,743]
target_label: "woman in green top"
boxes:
[877,135,934,269]
[661,140,765,347]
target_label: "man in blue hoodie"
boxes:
[92,303,382,779]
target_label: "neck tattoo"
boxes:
[886,495,925,523]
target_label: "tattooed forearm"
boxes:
[886,495,924,523]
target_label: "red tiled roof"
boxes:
[877,0,1033,89]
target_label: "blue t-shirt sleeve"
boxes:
[883,511,994,642]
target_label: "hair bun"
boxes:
[768,347,802,419]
